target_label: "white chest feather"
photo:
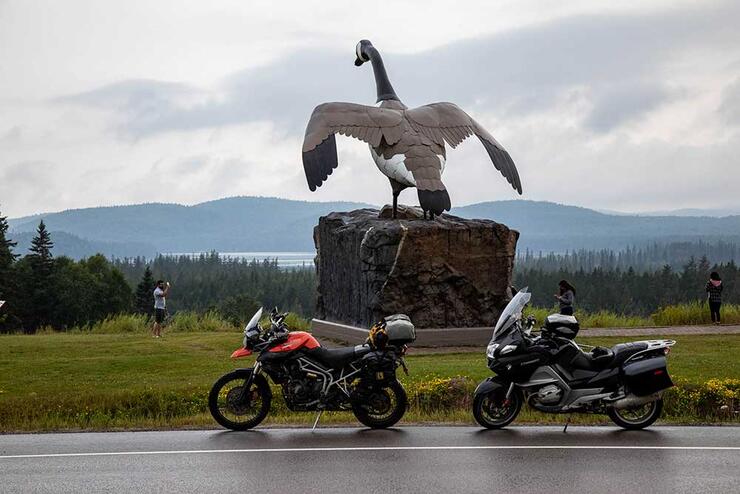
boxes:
[369,147,446,188]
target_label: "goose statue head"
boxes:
[354,40,401,104]
[303,40,522,219]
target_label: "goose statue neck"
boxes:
[366,47,400,103]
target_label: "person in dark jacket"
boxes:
[555,279,576,316]
[706,272,723,325]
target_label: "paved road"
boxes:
[1,426,738,493]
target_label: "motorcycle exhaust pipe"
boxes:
[612,392,662,410]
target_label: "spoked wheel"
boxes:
[608,398,663,430]
[473,386,522,429]
[208,369,271,431]
[352,380,407,429]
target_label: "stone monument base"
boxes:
[313,205,519,344]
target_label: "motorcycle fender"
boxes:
[474,377,506,398]
[231,347,253,359]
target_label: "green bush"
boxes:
[408,376,475,412]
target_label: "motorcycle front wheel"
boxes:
[607,398,663,430]
[472,386,522,429]
[352,380,407,429]
[208,368,271,431]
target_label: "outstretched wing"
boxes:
[302,102,405,191]
[405,102,522,194]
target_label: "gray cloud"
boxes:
[57,1,739,140]
[584,82,673,132]
[719,77,740,125]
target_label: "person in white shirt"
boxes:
[152,280,170,338]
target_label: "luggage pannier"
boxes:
[623,356,674,396]
[384,314,416,345]
[360,351,396,383]
[544,314,580,339]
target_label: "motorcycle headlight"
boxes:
[486,343,499,359]
[500,344,518,355]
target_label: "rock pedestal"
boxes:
[313,205,519,330]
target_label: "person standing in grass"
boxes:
[555,279,576,316]
[152,280,170,338]
[706,272,723,325]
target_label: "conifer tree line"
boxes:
[516,240,740,273]
[113,253,316,321]
[514,257,737,315]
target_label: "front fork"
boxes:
[237,361,262,402]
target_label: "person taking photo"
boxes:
[152,279,170,338]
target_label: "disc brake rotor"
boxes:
[225,386,257,415]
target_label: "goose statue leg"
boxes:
[389,179,406,220]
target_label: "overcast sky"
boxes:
[1,0,739,218]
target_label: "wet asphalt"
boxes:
[0,426,738,493]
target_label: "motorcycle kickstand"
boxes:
[563,415,571,433]
[312,410,323,431]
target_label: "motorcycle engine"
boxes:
[534,384,563,405]
[283,373,323,408]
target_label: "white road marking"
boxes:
[1,445,738,460]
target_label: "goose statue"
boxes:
[302,39,522,219]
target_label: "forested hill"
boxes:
[7,197,740,258]
[454,201,740,252]
[8,197,372,257]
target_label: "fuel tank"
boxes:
[268,331,321,353]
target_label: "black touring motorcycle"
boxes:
[473,289,676,430]
[209,308,415,430]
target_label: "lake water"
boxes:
[163,251,315,269]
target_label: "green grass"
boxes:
[0,331,738,431]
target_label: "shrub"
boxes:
[408,376,475,412]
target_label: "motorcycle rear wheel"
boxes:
[473,386,522,429]
[352,380,407,429]
[208,368,271,431]
[607,398,663,430]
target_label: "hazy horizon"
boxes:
[6,195,740,222]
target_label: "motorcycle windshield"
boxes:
[244,307,263,333]
[490,288,531,344]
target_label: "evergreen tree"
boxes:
[25,220,55,331]
[0,209,19,331]
[134,266,155,316]
[0,209,17,269]
[28,220,54,274]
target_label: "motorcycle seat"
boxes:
[609,342,649,366]
[313,346,363,369]
[570,342,650,371]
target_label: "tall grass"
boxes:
[652,301,740,326]
[88,312,239,334]
[45,310,312,335]
[525,306,651,328]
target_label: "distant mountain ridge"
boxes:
[8,197,740,258]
